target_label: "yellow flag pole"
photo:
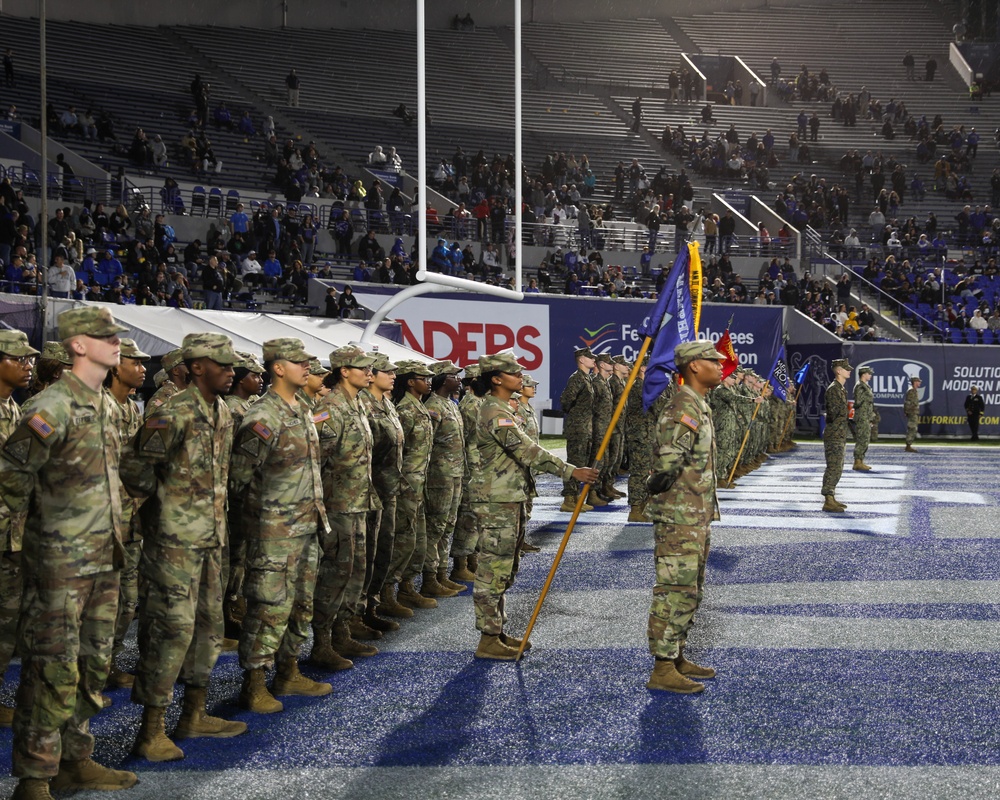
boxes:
[726,400,761,486]
[515,334,653,662]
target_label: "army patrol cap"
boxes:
[371,353,399,373]
[831,358,853,371]
[428,359,461,376]
[236,351,265,375]
[573,346,595,359]
[182,332,239,365]
[674,340,727,370]
[40,341,73,365]
[308,357,331,375]
[0,330,39,358]
[263,337,314,363]
[478,348,523,374]
[119,338,150,360]
[152,369,168,388]
[521,374,538,388]
[858,366,874,376]
[161,348,185,371]
[329,344,378,370]
[462,363,481,380]
[395,358,434,377]
[57,306,128,340]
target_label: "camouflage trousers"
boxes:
[647,522,710,660]
[364,495,396,605]
[315,512,366,630]
[472,502,525,635]
[626,436,651,507]
[399,484,429,583]
[450,478,480,558]
[239,533,319,670]
[853,415,872,461]
[13,568,118,779]
[424,477,462,573]
[603,431,623,487]
[563,424,592,497]
[224,496,249,620]
[822,434,846,497]
[112,540,142,660]
[0,549,22,685]
[132,543,224,708]
[906,414,918,445]
[714,424,738,482]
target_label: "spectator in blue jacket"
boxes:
[430,237,451,272]
[448,242,463,275]
[263,249,283,287]
[96,249,123,287]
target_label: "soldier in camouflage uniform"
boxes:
[852,366,875,471]
[516,374,544,552]
[625,361,653,522]
[302,357,331,409]
[450,364,485,582]
[122,332,246,763]
[312,345,381,664]
[26,341,70,398]
[103,338,150,691]
[222,351,265,640]
[230,338,332,714]
[604,356,629,500]
[559,346,596,512]
[470,350,598,660]
[389,360,437,611]
[904,377,921,452]
[710,371,744,488]
[588,353,616,507]
[422,361,468,597]
[143,347,187,417]
[0,331,38,727]
[0,308,137,800]
[821,358,852,513]
[359,354,406,627]
[646,340,726,694]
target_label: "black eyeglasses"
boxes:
[346,365,373,373]
[2,355,35,365]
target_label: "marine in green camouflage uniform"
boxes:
[589,353,616,505]
[422,360,468,596]
[450,365,485,580]
[708,373,746,486]
[604,356,628,498]
[852,366,875,470]
[625,366,653,519]
[559,347,596,506]
[904,378,921,451]
[470,350,597,660]
[0,308,138,796]
[646,340,725,694]
[230,338,331,712]
[122,332,245,762]
[313,345,380,659]
[103,338,151,690]
[0,331,38,727]
[821,359,852,512]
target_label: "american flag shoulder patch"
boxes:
[27,414,54,439]
[312,410,330,424]
[252,421,273,441]
[678,413,700,432]
[145,417,169,429]
[497,418,516,427]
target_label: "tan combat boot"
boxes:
[106,662,135,689]
[438,569,468,592]
[627,506,648,523]
[558,497,594,513]
[132,706,185,762]
[221,637,239,652]
[420,571,459,598]
[175,686,247,739]
[852,459,872,472]
[379,582,414,619]
[905,444,918,452]
[499,631,532,652]
[348,616,383,641]
[467,553,479,573]
[49,758,137,792]
[676,648,716,679]
[363,602,400,633]
[450,556,476,582]
[586,488,608,507]
[272,658,332,697]
[239,668,283,713]
[308,626,354,670]
[398,578,438,608]
[11,778,54,800]
[822,495,846,513]
[647,659,704,694]
[518,540,542,554]
[0,703,14,727]
[474,633,518,661]
[332,620,379,658]
[604,483,626,499]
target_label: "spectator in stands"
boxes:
[338,284,360,317]
[129,127,153,168]
[214,102,233,130]
[238,111,256,138]
[197,136,222,174]
[392,104,415,125]
[770,57,781,85]
[262,249,282,288]
[357,230,385,266]
[109,204,131,241]
[631,97,642,133]
[331,209,354,255]
[300,213,318,265]
[386,147,402,172]
[286,69,300,106]
[369,145,388,166]
[59,105,80,136]
[925,56,937,82]
[241,250,263,287]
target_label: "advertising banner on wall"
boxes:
[789,342,1000,438]
[353,288,784,411]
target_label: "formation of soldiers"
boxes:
[0,308,598,800]
[562,345,797,523]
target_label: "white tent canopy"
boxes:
[47,300,429,365]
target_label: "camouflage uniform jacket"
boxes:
[230,389,329,540]
[646,384,719,525]
[121,384,233,549]
[107,389,145,543]
[314,386,379,514]
[591,375,613,441]
[0,394,25,552]
[0,371,125,575]
[425,393,465,482]
[825,381,849,436]
[853,381,874,425]
[625,376,653,445]
[396,391,434,496]
[225,394,254,425]
[903,387,919,418]
[144,379,179,418]
[560,369,594,427]
[459,392,484,477]
[470,395,576,504]
[516,402,539,443]
[609,375,626,435]
[360,388,404,497]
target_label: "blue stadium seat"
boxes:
[982,330,995,345]
[225,189,240,214]
[965,329,978,344]
[208,187,223,216]
[950,329,963,344]
[191,186,206,216]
